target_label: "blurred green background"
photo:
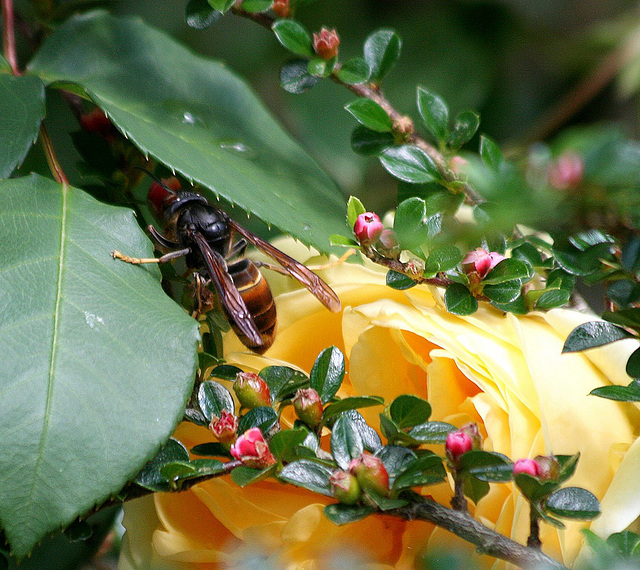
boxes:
[108,0,640,213]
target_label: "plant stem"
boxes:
[527,507,542,549]
[231,6,484,206]
[450,472,468,512]
[2,0,20,74]
[40,123,69,185]
[392,497,568,570]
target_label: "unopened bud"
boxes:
[548,152,583,190]
[313,28,339,60]
[209,410,238,445]
[234,372,271,409]
[513,458,540,477]
[330,470,360,505]
[534,454,560,481]
[293,388,323,428]
[271,0,290,18]
[349,454,389,496]
[230,427,276,469]
[445,431,473,463]
[354,212,384,246]
[449,155,469,174]
[462,248,505,279]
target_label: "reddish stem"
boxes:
[2,0,20,74]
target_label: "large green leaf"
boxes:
[0,74,45,178]
[0,175,199,556]
[28,12,346,252]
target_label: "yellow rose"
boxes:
[119,238,639,569]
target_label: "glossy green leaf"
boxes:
[307,57,328,77]
[0,175,199,556]
[345,99,392,133]
[562,321,631,353]
[269,429,308,460]
[459,451,513,482]
[463,474,490,504]
[135,439,190,491]
[386,270,417,290]
[376,446,417,482]
[0,74,45,178]
[394,197,441,250]
[346,195,366,227]
[280,59,321,94]
[479,135,504,171]
[447,110,480,149]
[534,288,571,310]
[185,0,222,29]
[514,473,559,502]
[364,28,401,84]
[190,442,232,457]
[366,491,407,511]
[207,0,236,12]
[324,504,375,525]
[445,283,478,316]
[331,414,364,469]
[198,381,235,421]
[343,410,382,452]
[310,346,345,404]
[209,364,243,382]
[272,19,313,56]
[606,531,640,557]
[553,243,613,276]
[231,464,275,487]
[241,0,272,12]
[627,347,640,379]
[380,145,439,184]
[546,487,600,520]
[483,280,522,304]
[336,57,370,85]
[322,396,384,422]
[259,365,309,401]
[351,126,394,155]
[389,395,431,429]
[590,380,640,402]
[417,87,449,143]
[424,244,463,273]
[601,308,640,330]
[483,259,533,285]
[393,454,446,490]
[278,460,334,496]
[407,421,456,444]
[237,407,279,435]
[29,13,345,253]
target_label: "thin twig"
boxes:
[2,0,20,74]
[392,497,568,570]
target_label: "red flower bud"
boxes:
[445,430,473,463]
[533,454,560,481]
[348,454,389,496]
[313,28,339,60]
[293,388,324,428]
[329,470,361,505]
[230,427,276,469]
[462,248,505,279]
[233,372,271,409]
[209,410,238,444]
[271,0,290,18]
[80,108,118,141]
[513,458,540,477]
[548,152,583,190]
[354,212,384,246]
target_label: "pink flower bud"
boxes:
[293,388,324,428]
[233,372,271,409]
[271,0,290,18]
[353,212,384,246]
[348,454,389,496]
[548,152,583,190]
[329,470,361,505]
[230,427,276,469]
[449,155,469,174]
[445,430,473,463]
[208,410,238,445]
[462,248,505,279]
[533,454,560,481]
[513,458,540,477]
[313,28,340,60]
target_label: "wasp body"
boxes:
[114,175,340,353]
